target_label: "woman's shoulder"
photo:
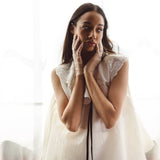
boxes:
[55,62,73,73]
[51,68,57,79]
[101,53,128,69]
[51,68,60,88]
[51,63,72,87]
[51,64,68,81]
[51,62,74,86]
[99,53,129,82]
[50,62,72,79]
[102,53,128,63]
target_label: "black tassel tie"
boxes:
[86,102,93,160]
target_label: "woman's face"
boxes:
[72,11,105,52]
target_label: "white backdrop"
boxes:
[0,0,160,159]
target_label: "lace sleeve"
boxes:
[109,55,128,82]
[55,62,75,99]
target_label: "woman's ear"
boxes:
[70,23,76,34]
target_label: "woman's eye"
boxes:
[97,28,103,32]
[82,26,89,30]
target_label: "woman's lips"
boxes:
[86,41,96,47]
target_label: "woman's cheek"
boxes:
[99,34,103,40]
[77,30,86,41]
[97,37,103,44]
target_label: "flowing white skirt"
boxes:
[41,94,160,160]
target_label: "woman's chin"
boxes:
[85,46,95,52]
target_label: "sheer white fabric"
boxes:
[41,54,160,160]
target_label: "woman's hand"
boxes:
[72,35,84,76]
[84,41,103,75]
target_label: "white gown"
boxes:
[41,54,160,160]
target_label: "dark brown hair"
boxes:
[61,3,115,64]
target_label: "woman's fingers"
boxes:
[72,35,77,49]
[77,42,83,56]
[100,41,103,53]
[96,43,100,56]
[72,35,82,52]
[72,35,84,75]
[75,36,81,51]
[72,35,83,56]
[72,35,77,50]
[97,41,103,57]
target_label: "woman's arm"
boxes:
[51,69,85,132]
[84,60,129,129]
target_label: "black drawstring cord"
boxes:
[90,104,93,160]
[86,110,89,160]
[86,102,93,160]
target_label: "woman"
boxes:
[41,3,160,160]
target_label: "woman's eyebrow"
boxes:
[98,24,104,27]
[83,21,91,25]
[83,21,104,27]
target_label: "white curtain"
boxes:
[0,0,160,159]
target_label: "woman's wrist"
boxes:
[84,67,94,76]
[75,68,84,76]
[75,74,85,87]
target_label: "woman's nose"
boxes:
[88,30,96,39]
